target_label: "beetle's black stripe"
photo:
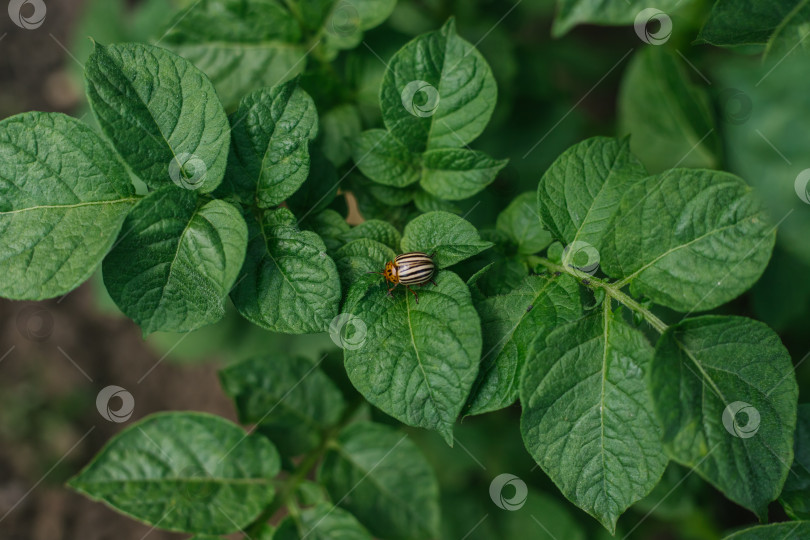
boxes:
[395,252,431,263]
[400,269,434,284]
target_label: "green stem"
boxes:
[244,399,363,535]
[531,257,669,334]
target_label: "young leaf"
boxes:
[496,192,553,255]
[618,47,720,173]
[227,81,318,208]
[780,404,810,519]
[352,129,420,187]
[650,316,798,519]
[401,211,493,268]
[342,271,481,444]
[340,220,402,251]
[420,148,508,200]
[380,19,497,152]
[231,207,341,333]
[335,238,396,291]
[552,0,682,37]
[317,422,440,539]
[602,169,774,312]
[68,412,280,535]
[303,209,350,255]
[219,355,345,456]
[0,112,136,300]
[103,188,248,335]
[274,503,372,540]
[537,136,646,256]
[465,274,583,416]
[412,190,461,214]
[85,42,230,192]
[520,302,668,533]
[722,522,810,539]
[160,0,305,110]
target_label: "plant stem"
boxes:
[530,257,669,334]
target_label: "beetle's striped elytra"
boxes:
[369,251,437,303]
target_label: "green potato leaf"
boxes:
[496,192,553,255]
[0,112,136,300]
[380,19,497,153]
[520,302,668,533]
[68,412,280,535]
[401,211,493,268]
[553,0,683,37]
[537,136,647,260]
[342,271,481,444]
[85,42,230,193]
[722,522,810,539]
[231,207,341,333]
[420,148,508,200]
[352,129,420,188]
[602,169,774,312]
[103,188,248,335]
[650,316,798,519]
[225,81,318,208]
[780,404,810,519]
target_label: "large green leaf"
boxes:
[465,274,583,416]
[103,188,247,334]
[85,42,230,192]
[520,302,668,532]
[0,112,135,300]
[650,316,798,519]
[225,81,318,208]
[722,522,810,539]
[317,422,440,539]
[602,169,774,312]
[537,137,647,259]
[274,503,372,540]
[160,0,306,110]
[219,355,345,456]
[68,412,280,535]
[231,207,341,333]
[618,47,720,173]
[342,271,481,443]
[400,211,493,269]
[380,19,497,152]
[552,0,683,37]
[780,404,810,519]
[496,192,553,255]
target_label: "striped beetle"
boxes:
[369,251,437,303]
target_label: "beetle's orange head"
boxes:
[383,261,399,284]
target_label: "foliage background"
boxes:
[1,0,809,538]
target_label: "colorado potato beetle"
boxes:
[369,251,437,303]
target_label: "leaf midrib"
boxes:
[0,198,138,216]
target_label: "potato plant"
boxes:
[2,0,809,538]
